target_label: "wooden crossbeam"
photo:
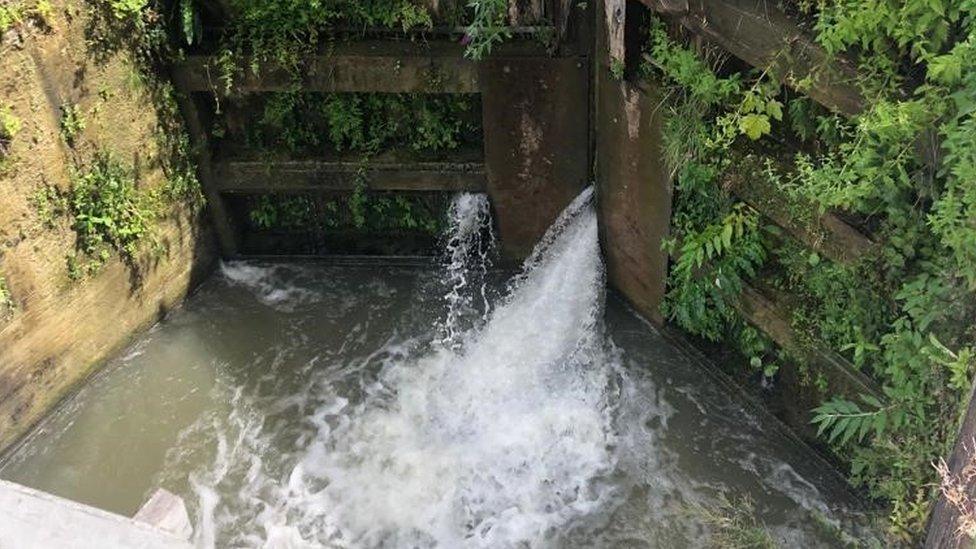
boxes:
[641,0,865,116]
[721,154,877,265]
[172,42,481,94]
[212,159,487,193]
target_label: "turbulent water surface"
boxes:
[1,190,875,547]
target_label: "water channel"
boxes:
[0,191,874,547]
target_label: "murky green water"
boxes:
[0,193,879,548]
[0,259,876,547]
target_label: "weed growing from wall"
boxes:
[58,103,86,147]
[67,152,158,277]
[85,0,205,209]
[464,0,510,60]
[0,103,21,160]
[214,0,435,93]
[0,0,52,33]
[0,274,13,317]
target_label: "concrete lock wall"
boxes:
[0,0,216,454]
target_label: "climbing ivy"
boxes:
[646,4,976,541]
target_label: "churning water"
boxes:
[1,190,876,547]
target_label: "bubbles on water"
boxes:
[220,262,322,312]
[181,189,623,548]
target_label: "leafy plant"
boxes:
[646,5,976,540]
[609,58,625,80]
[464,0,510,60]
[0,275,12,316]
[32,185,68,227]
[59,103,86,146]
[245,189,445,236]
[69,152,156,272]
[246,91,475,155]
[248,195,313,230]
[0,103,21,158]
[216,0,435,91]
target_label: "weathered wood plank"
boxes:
[736,283,886,438]
[172,42,481,94]
[213,160,487,193]
[596,0,672,325]
[722,154,877,265]
[169,91,239,256]
[665,239,885,435]
[927,381,976,549]
[641,0,865,116]
[738,284,883,399]
[480,56,590,260]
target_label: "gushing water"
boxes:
[0,190,877,548]
[189,189,616,547]
[438,193,494,347]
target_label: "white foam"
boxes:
[295,191,612,547]
[220,262,321,312]
[438,193,495,348]
[188,189,618,548]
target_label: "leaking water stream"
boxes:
[1,190,876,547]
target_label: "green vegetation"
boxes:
[0,103,21,159]
[67,152,158,277]
[208,0,545,89]
[0,0,52,33]
[214,1,436,92]
[0,274,12,316]
[241,91,478,155]
[59,103,86,146]
[685,493,776,549]
[233,90,475,239]
[84,0,204,205]
[247,190,444,236]
[32,184,68,227]
[464,0,510,60]
[13,0,206,281]
[645,3,976,542]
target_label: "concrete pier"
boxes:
[0,480,192,548]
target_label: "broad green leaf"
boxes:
[739,114,771,140]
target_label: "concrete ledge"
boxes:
[0,480,192,548]
[133,488,193,540]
